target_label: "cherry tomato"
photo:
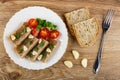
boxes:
[28,18,38,29]
[50,30,60,39]
[39,28,50,39]
[31,28,39,37]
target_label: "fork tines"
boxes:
[103,9,115,27]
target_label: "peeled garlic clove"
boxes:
[72,50,79,60]
[81,58,88,68]
[64,61,73,68]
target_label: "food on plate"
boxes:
[31,28,39,37]
[9,18,60,62]
[81,58,88,68]
[49,30,60,39]
[10,22,31,45]
[28,18,38,29]
[15,34,38,58]
[72,50,79,60]
[27,39,49,61]
[37,39,60,62]
[64,8,90,36]
[28,18,60,39]
[73,17,99,47]
[39,28,50,39]
[64,61,73,68]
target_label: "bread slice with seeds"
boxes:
[64,8,90,36]
[73,17,99,47]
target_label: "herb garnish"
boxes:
[36,25,42,31]
[29,52,33,58]
[39,41,45,48]
[36,18,57,30]
[34,47,38,52]
[15,33,20,39]
[21,28,27,34]
[19,48,23,53]
[42,51,47,58]
[49,43,54,49]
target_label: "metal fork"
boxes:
[93,9,115,74]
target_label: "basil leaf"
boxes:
[19,48,23,53]
[39,41,45,48]
[49,43,54,49]
[15,33,20,39]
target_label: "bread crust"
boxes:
[73,17,100,47]
[64,8,90,36]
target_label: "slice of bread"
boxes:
[64,8,90,36]
[73,17,99,47]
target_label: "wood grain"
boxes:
[0,0,120,80]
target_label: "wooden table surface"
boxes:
[0,0,120,80]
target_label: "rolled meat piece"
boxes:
[10,22,31,46]
[15,34,38,58]
[37,39,60,62]
[27,39,49,62]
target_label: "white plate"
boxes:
[3,6,68,70]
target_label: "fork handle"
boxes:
[93,30,106,74]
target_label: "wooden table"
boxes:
[0,0,120,80]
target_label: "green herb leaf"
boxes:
[15,33,20,39]
[39,41,45,48]
[42,51,47,58]
[19,48,23,53]
[50,24,57,30]
[28,40,33,45]
[36,18,57,30]
[34,47,38,52]
[49,43,54,49]
[36,18,41,23]
[47,21,51,26]
[23,39,32,45]
[36,25,42,31]
[29,52,33,58]
[39,20,46,27]
[22,28,27,34]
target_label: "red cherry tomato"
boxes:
[28,18,38,29]
[50,30,60,39]
[39,28,50,39]
[31,28,39,37]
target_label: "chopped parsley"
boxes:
[49,43,54,49]
[36,25,42,31]
[28,52,33,58]
[42,51,47,58]
[23,39,32,45]
[28,40,33,45]
[15,33,20,39]
[21,28,27,34]
[36,18,57,30]
[39,41,45,48]
[19,48,23,53]
[34,47,38,52]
